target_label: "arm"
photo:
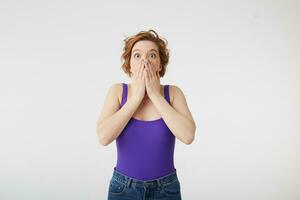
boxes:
[150,85,196,145]
[96,83,140,146]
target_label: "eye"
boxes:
[149,53,157,58]
[133,53,140,58]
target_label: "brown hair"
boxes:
[121,29,170,77]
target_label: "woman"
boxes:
[96,29,196,200]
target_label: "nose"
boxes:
[141,60,147,66]
[141,54,148,61]
[142,57,149,63]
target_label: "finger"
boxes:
[140,67,146,81]
[146,65,150,82]
[149,62,156,79]
[142,61,147,80]
[144,70,148,83]
[133,66,139,80]
[137,60,144,79]
[147,62,155,79]
[156,71,160,78]
[143,69,146,82]
[143,65,148,82]
[143,68,147,83]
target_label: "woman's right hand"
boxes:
[130,60,146,103]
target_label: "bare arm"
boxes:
[150,85,196,145]
[96,83,140,146]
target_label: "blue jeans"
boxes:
[108,167,182,200]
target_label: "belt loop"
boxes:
[127,178,132,188]
[156,179,161,187]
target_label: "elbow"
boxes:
[99,138,109,146]
[98,134,110,146]
[98,133,117,146]
[96,126,110,146]
[183,125,196,145]
[183,135,194,145]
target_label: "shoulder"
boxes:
[108,83,124,105]
[107,83,123,94]
[168,84,186,105]
[168,84,195,126]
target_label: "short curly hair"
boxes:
[120,29,170,78]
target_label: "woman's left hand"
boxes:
[143,60,161,99]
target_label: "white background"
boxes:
[0,0,299,199]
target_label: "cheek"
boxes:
[150,60,160,70]
[152,57,160,64]
[130,59,141,73]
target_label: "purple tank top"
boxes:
[115,83,176,180]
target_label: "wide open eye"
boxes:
[149,53,157,59]
[133,53,140,58]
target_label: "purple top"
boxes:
[115,83,176,180]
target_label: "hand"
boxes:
[131,60,146,103]
[143,60,161,99]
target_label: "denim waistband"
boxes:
[111,167,178,189]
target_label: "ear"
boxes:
[157,66,162,77]
[129,66,133,76]
[158,64,162,71]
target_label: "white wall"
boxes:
[0,0,299,199]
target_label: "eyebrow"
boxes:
[132,49,158,53]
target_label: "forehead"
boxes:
[132,40,159,52]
